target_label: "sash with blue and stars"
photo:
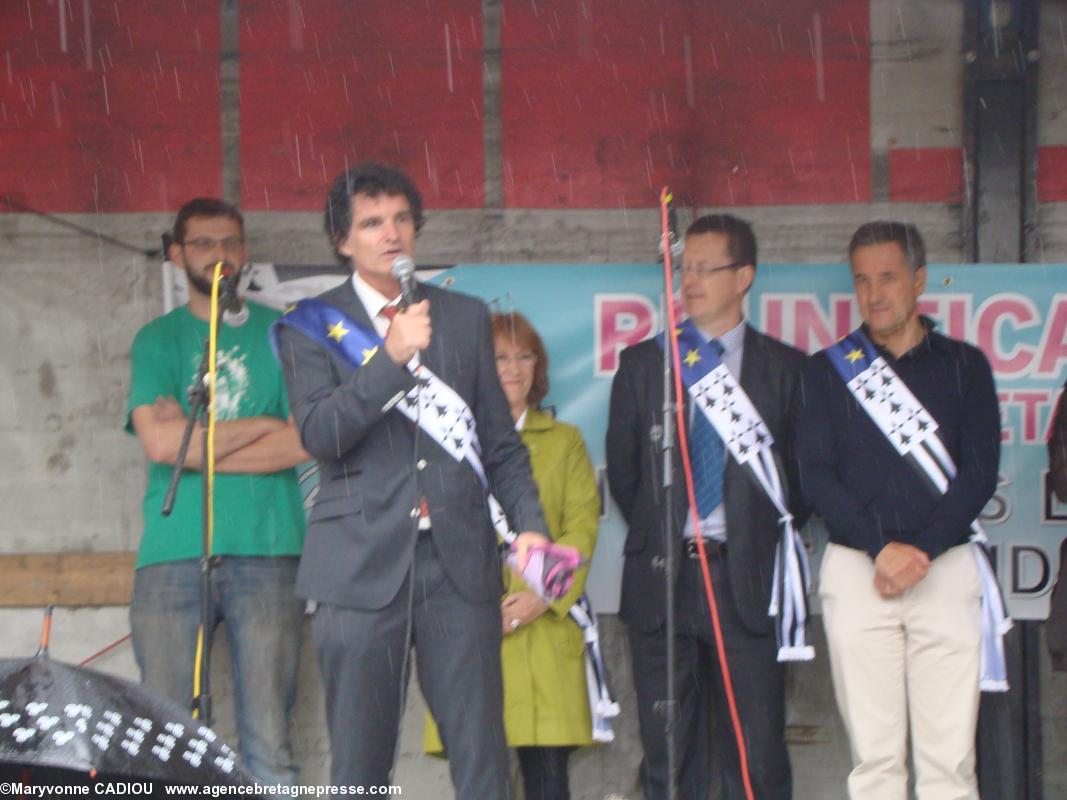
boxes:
[270,298,385,370]
[825,327,1012,692]
[271,298,484,490]
[274,300,620,735]
[659,318,814,662]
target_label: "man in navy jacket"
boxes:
[795,222,999,800]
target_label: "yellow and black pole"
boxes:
[159,261,232,723]
[190,261,225,723]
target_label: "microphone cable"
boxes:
[387,300,426,786]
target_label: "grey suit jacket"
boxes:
[276,279,546,610]
[605,324,808,634]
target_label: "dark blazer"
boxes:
[1046,384,1067,670]
[276,279,546,610]
[606,325,807,634]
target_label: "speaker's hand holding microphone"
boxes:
[384,255,431,366]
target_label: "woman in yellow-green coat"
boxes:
[425,311,600,800]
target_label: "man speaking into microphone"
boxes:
[125,198,310,784]
[274,162,548,796]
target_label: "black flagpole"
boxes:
[657,189,682,800]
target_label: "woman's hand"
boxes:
[500,590,549,635]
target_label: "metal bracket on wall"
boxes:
[964,5,1043,796]
[962,0,1040,263]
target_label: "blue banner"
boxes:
[189,260,1067,619]
[433,263,1067,619]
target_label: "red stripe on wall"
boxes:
[239,0,485,211]
[888,147,963,203]
[500,0,870,209]
[1038,147,1067,203]
[888,146,1067,204]
[0,2,220,213]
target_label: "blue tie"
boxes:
[690,340,724,517]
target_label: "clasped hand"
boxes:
[873,541,930,598]
[501,590,549,635]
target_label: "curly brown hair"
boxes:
[490,312,549,409]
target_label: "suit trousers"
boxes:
[313,531,510,797]
[820,542,982,800]
[627,548,791,800]
[516,746,573,800]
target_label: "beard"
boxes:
[186,270,217,297]
[184,258,239,299]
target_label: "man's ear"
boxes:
[914,264,927,295]
[168,240,185,268]
[736,263,756,296]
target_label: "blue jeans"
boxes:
[130,557,304,785]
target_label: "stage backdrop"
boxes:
[164,261,1067,619]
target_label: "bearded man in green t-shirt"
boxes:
[125,198,309,785]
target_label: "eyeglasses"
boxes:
[678,261,746,279]
[495,353,536,368]
[182,236,245,253]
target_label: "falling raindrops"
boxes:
[444,24,454,93]
[58,0,68,53]
[812,12,825,103]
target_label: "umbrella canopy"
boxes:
[0,655,256,786]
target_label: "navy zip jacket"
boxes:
[794,319,1000,561]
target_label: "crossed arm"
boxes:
[131,397,310,474]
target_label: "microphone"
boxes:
[668,206,684,259]
[390,255,417,309]
[222,304,249,328]
[216,263,243,314]
[216,263,248,326]
[659,204,685,263]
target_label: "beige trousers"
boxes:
[820,542,983,800]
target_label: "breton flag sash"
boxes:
[660,319,814,662]
[825,328,1012,692]
[271,298,620,739]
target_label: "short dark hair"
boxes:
[491,312,549,409]
[848,221,926,272]
[685,214,758,270]
[324,162,425,264]
[172,198,243,244]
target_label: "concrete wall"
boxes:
[2,1,1066,798]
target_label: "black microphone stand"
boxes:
[654,193,682,800]
[160,269,239,725]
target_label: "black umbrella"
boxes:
[0,609,257,787]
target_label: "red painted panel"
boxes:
[1038,147,1067,203]
[0,1,220,213]
[501,0,870,208]
[889,147,963,203]
[239,0,484,210]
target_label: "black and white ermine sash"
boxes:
[271,299,621,739]
[662,320,814,662]
[826,329,1011,692]
[399,369,620,739]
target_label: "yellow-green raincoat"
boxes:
[425,407,600,751]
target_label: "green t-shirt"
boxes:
[125,302,306,568]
